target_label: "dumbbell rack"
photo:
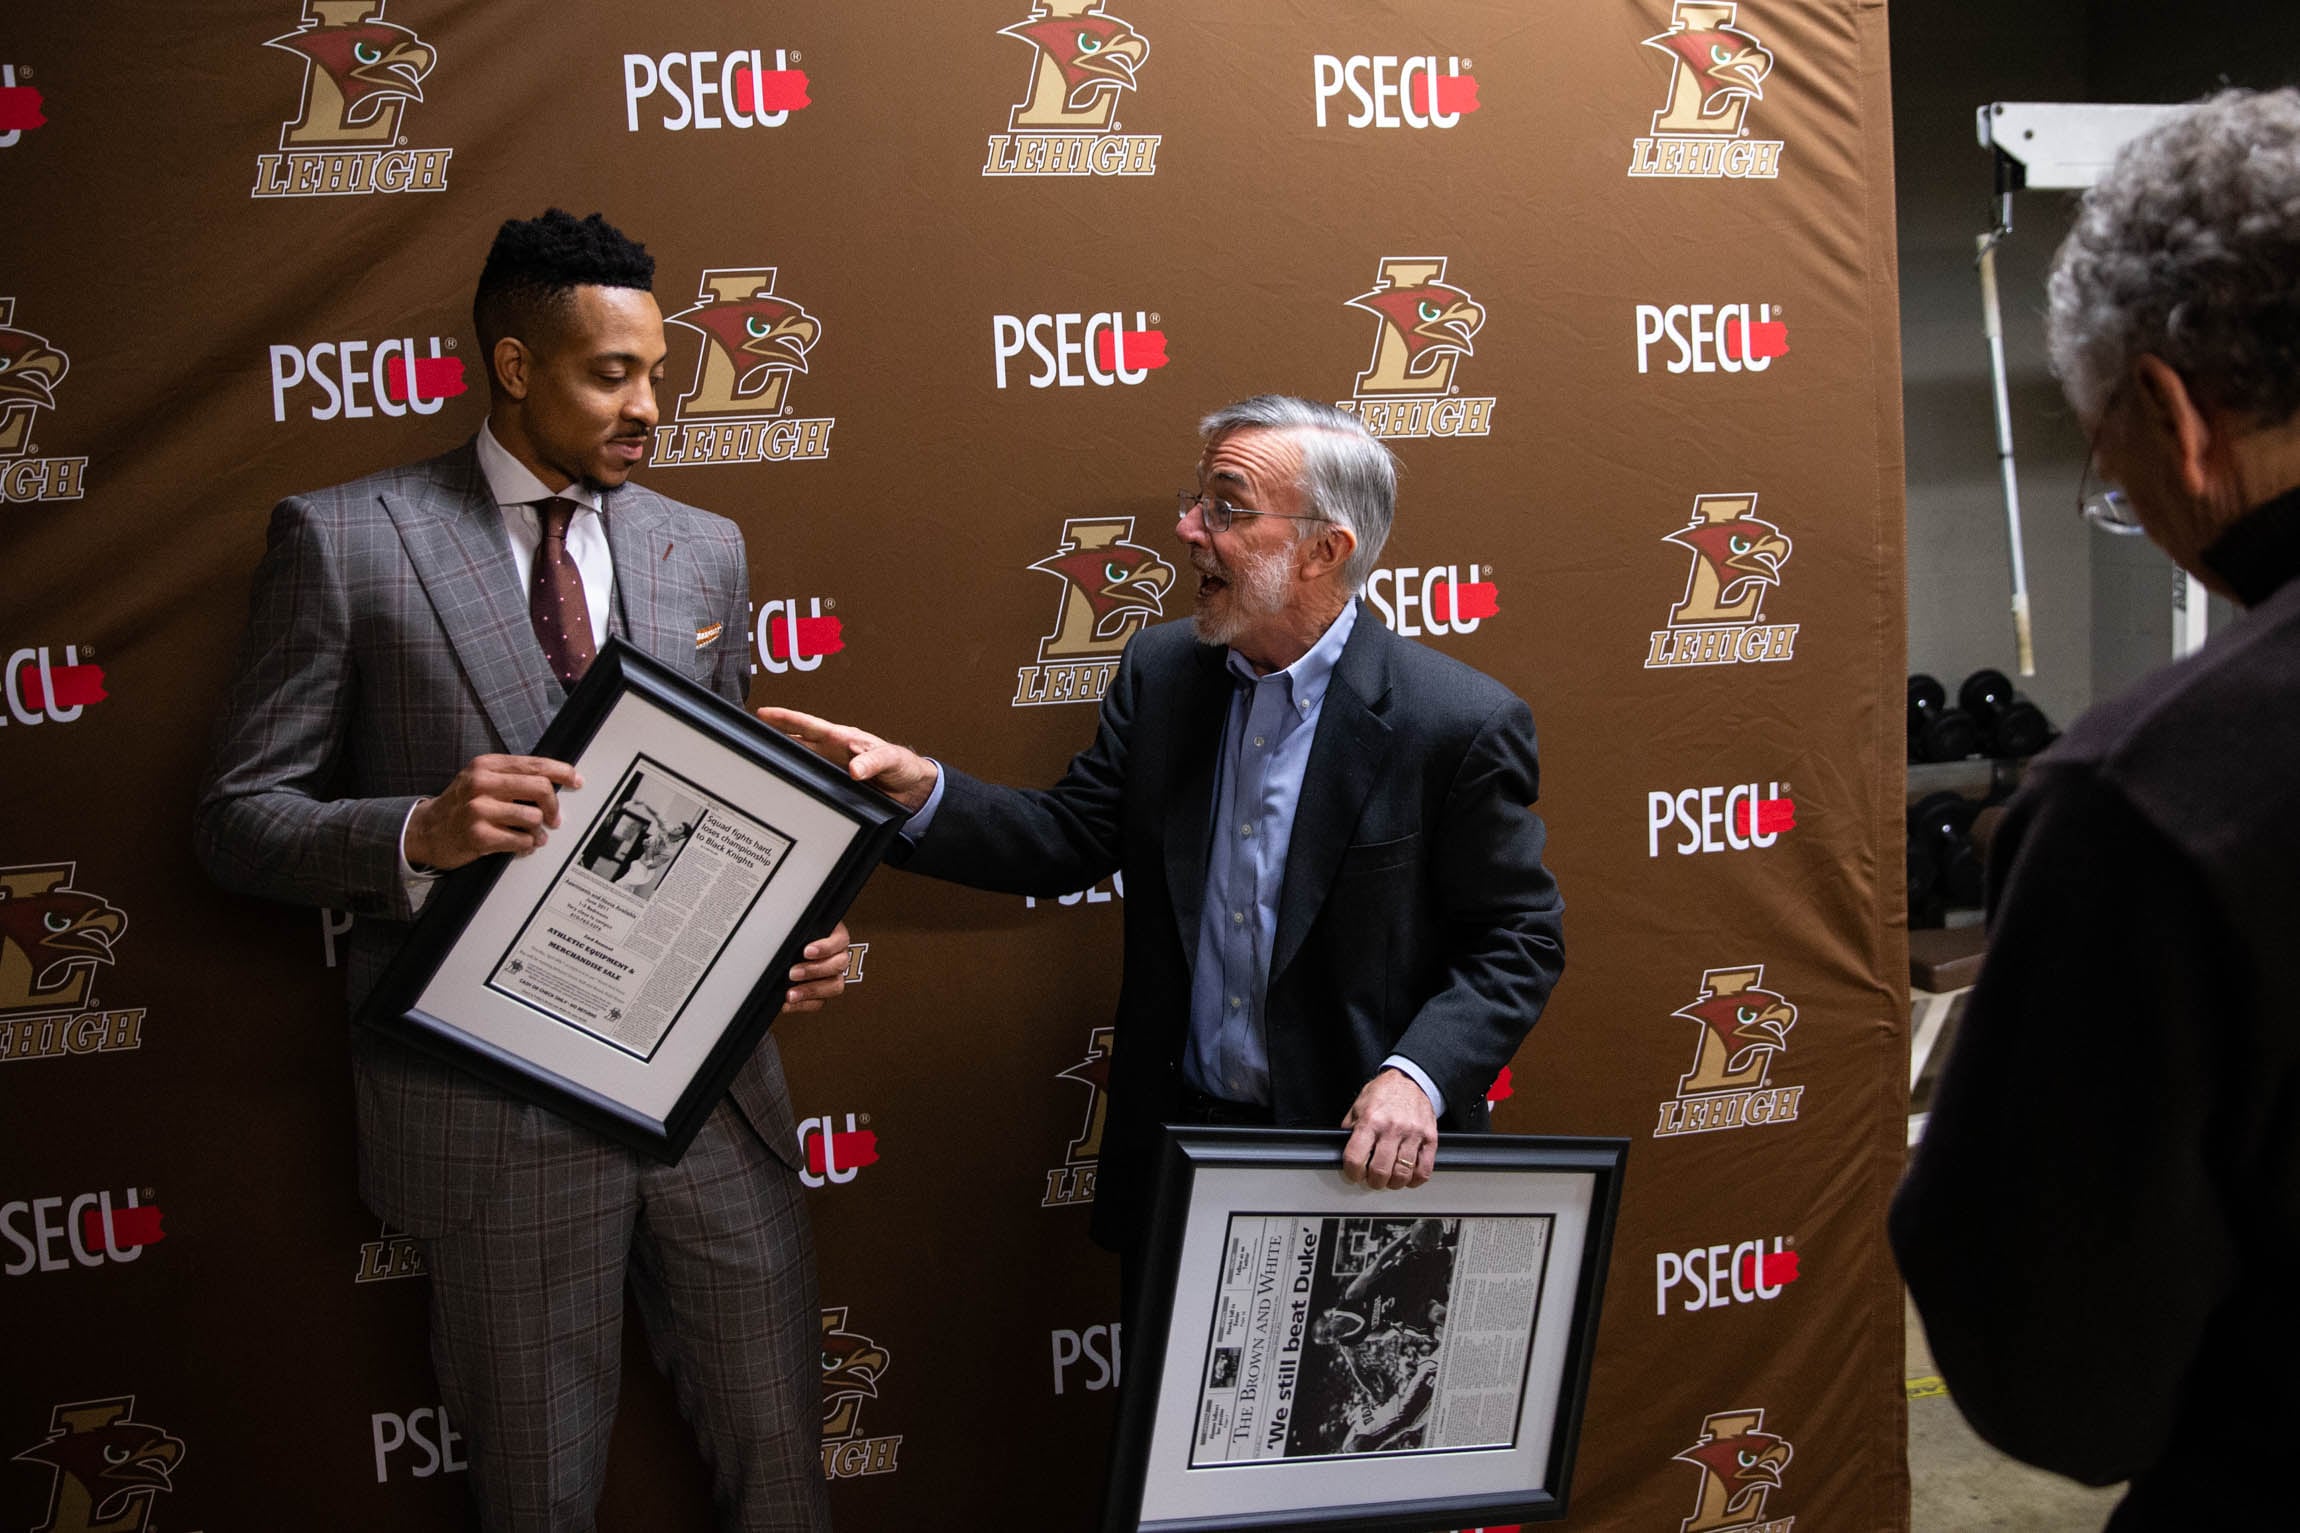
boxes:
[1904,756,2026,1145]
[1907,759,2024,926]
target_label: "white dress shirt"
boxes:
[398,424,619,899]
[474,420,615,641]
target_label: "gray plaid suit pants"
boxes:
[422,1098,829,1532]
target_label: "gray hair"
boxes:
[2047,87,2300,425]
[1199,395,1398,589]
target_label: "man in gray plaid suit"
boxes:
[195,211,845,1530]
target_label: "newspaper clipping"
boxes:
[487,758,795,1060]
[1189,1214,1553,1467]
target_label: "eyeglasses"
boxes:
[2077,387,2147,536]
[1176,490,1333,534]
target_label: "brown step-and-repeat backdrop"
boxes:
[1,1,1907,1527]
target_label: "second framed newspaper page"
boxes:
[360,637,904,1164]
[1103,1129,1626,1533]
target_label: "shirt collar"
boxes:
[476,420,603,516]
[1225,598,1358,715]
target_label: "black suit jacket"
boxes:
[905,605,1565,1251]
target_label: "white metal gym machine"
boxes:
[1973,100,2200,671]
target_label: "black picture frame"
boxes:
[1103,1128,1628,1533]
[359,637,904,1163]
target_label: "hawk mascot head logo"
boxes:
[1059,1035,1113,1097]
[1348,277,1485,371]
[14,1400,183,1533]
[0,878,125,1004]
[266,13,436,126]
[0,317,69,414]
[820,1308,891,1440]
[670,292,822,395]
[1665,507,1791,610]
[1056,1025,1115,1165]
[1673,979,1795,1078]
[1001,4,1150,109]
[1643,23,1773,118]
[1031,537,1175,644]
[1674,1414,1792,1521]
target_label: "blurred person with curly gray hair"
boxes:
[2046,87,2300,581]
[1894,87,2300,1530]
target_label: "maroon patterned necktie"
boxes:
[529,497,597,685]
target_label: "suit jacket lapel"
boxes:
[602,488,687,668]
[1271,605,1393,983]
[382,442,560,753]
[1163,641,1234,953]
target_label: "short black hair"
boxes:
[473,209,655,387]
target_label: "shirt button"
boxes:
[1254,736,1265,748]
[1240,823,1253,837]
[1229,996,1242,1009]
[1232,910,1245,924]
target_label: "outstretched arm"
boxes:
[757,706,940,812]
[761,629,1149,898]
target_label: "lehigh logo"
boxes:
[252,1,452,198]
[1674,1408,1794,1533]
[1013,517,1174,707]
[0,865,125,1012]
[0,300,86,505]
[983,0,1159,177]
[1629,2,1784,180]
[820,1307,901,1480]
[1645,494,1797,668]
[13,1397,186,1533]
[1044,1025,1112,1207]
[1334,257,1495,441]
[652,268,835,469]
[0,863,145,1065]
[1655,965,1802,1138]
[354,1221,427,1283]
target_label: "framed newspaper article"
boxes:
[1103,1129,1627,1533]
[360,637,903,1163]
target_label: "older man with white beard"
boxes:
[760,394,1565,1304]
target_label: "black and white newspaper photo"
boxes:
[577,772,701,900]
[486,758,796,1059]
[1189,1213,1554,1467]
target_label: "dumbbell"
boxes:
[1958,669,2053,759]
[1907,675,1982,763]
[1906,826,1944,928]
[1908,791,1986,908]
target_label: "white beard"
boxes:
[1191,543,1293,647]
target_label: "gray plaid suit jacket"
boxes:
[195,439,802,1235]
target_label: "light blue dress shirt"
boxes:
[904,602,1441,1114]
[1181,603,1442,1114]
